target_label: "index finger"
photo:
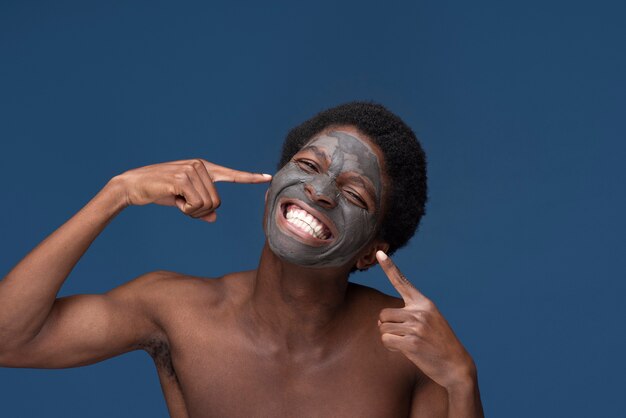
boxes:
[203,161,272,184]
[376,250,424,304]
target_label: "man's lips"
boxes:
[276,197,338,246]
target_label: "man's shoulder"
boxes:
[128,269,227,308]
[138,269,217,285]
[347,281,404,309]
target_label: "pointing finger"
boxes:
[202,161,272,184]
[376,250,424,305]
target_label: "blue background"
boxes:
[1,1,624,417]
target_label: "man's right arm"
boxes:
[0,178,166,368]
[0,270,169,368]
[0,178,129,356]
[0,158,271,367]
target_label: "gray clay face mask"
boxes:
[263,131,384,267]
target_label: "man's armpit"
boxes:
[140,336,177,379]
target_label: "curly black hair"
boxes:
[277,101,428,269]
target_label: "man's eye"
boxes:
[297,160,319,173]
[345,189,367,207]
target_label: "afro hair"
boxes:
[277,101,428,269]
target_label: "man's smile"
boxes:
[276,198,337,247]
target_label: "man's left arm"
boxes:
[375,251,484,418]
[409,372,483,418]
[445,373,484,418]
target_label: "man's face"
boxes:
[263,129,385,268]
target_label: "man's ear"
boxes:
[265,189,269,203]
[355,241,390,271]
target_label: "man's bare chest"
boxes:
[154,309,415,417]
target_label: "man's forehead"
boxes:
[302,131,376,158]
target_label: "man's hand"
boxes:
[113,158,272,223]
[376,251,476,392]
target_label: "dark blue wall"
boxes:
[1,1,624,416]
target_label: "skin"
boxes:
[0,125,483,417]
[264,130,383,267]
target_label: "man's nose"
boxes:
[304,177,337,209]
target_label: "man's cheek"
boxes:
[338,209,376,247]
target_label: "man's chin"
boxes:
[264,238,362,271]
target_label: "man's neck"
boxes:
[243,242,354,356]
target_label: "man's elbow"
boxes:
[0,327,39,363]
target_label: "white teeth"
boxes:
[287,217,319,238]
[284,204,331,240]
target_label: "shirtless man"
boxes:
[0,102,483,417]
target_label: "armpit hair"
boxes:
[139,336,177,380]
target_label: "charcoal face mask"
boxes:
[263,131,383,267]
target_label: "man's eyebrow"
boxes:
[345,175,376,201]
[300,145,330,164]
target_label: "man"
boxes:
[0,102,484,417]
